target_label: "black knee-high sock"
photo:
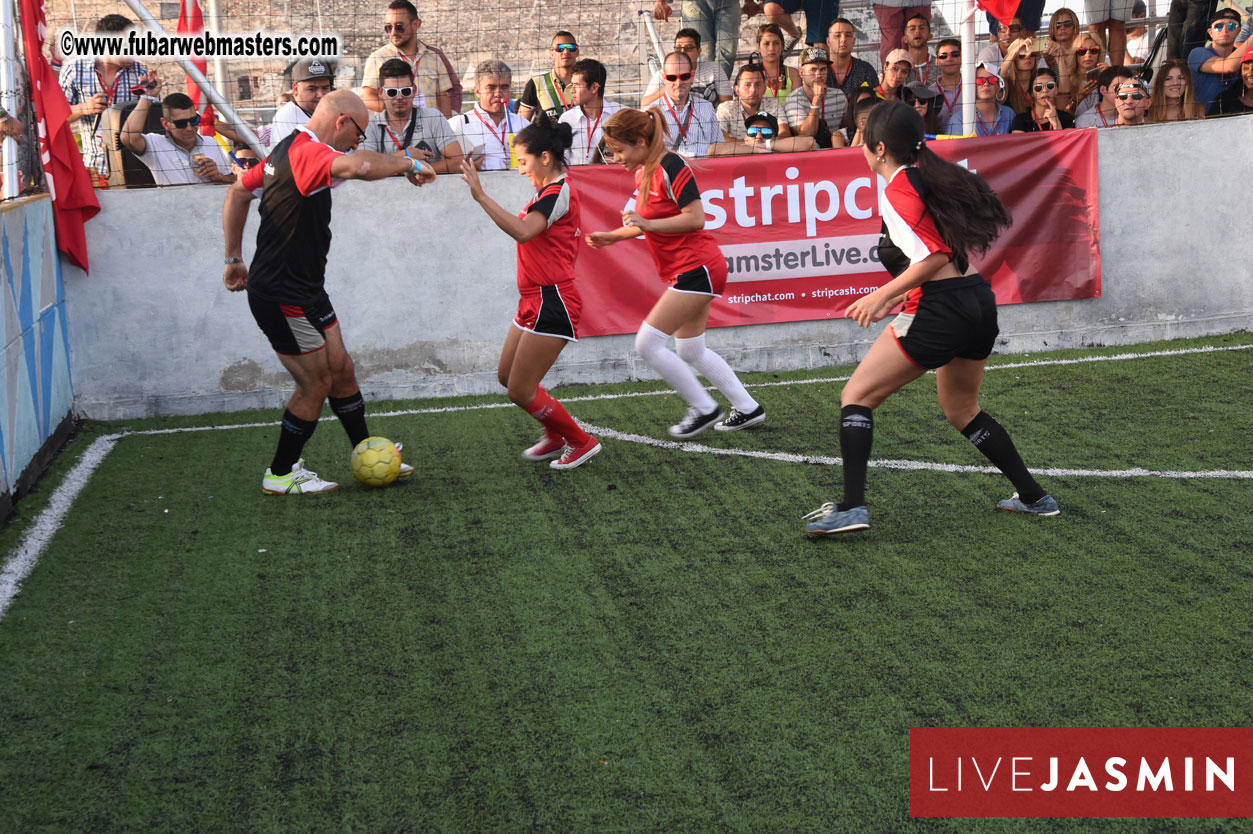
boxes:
[271,409,319,475]
[839,405,874,509]
[960,411,1046,503]
[329,391,369,447]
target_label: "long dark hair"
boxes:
[863,100,1011,256]
[513,112,574,170]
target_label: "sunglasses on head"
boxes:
[936,50,960,59]
[1075,46,1101,56]
[1212,20,1239,31]
[664,72,694,82]
[383,22,407,33]
[746,125,775,137]
[168,114,201,128]
[382,86,414,98]
[553,42,578,52]
[1116,91,1146,100]
[974,76,999,86]
[1033,81,1057,91]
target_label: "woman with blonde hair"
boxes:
[1146,59,1207,122]
[587,108,765,437]
[1056,30,1107,114]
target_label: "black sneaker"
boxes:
[715,404,765,431]
[668,406,724,439]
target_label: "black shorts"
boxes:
[669,259,728,296]
[889,274,998,370]
[514,283,580,341]
[249,292,339,356]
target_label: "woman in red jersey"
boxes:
[587,107,765,439]
[459,117,601,470]
[803,101,1058,536]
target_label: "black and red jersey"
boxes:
[517,177,581,292]
[877,166,965,315]
[632,152,723,280]
[241,127,345,304]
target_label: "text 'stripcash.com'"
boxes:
[59,27,340,60]
[911,727,1253,817]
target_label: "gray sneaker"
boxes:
[996,493,1060,516]
[802,502,870,535]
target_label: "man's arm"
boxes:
[429,141,465,174]
[329,148,436,182]
[221,179,257,291]
[1200,49,1248,73]
[120,96,152,155]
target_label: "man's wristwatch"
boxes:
[224,257,242,265]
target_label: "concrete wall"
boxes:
[63,116,1253,420]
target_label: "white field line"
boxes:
[1,342,1251,621]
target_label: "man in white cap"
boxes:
[269,58,335,151]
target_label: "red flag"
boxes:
[18,0,99,272]
[176,0,215,135]
[975,0,1021,25]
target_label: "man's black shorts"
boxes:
[889,274,999,370]
[248,292,338,356]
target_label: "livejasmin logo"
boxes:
[910,728,1253,818]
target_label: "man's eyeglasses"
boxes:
[168,114,201,128]
[1075,46,1101,56]
[745,126,775,137]
[936,50,960,59]
[1116,91,1146,100]
[1000,24,1025,33]
[382,86,415,98]
[664,72,694,82]
[1033,81,1057,91]
[348,117,367,143]
[553,43,578,52]
[1212,20,1239,32]
[974,76,999,86]
[382,22,407,33]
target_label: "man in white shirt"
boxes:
[448,60,529,171]
[642,28,733,107]
[558,59,622,165]
[654,50,723,157]
[269,58,334,151]
[120,90,234,186]
[716,63,790,140]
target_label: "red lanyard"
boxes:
[975,110,994,135]
[584,110,603,160]
[941,82,961,114]
[917,61,931,86]
[765,65,783,95]
[384,125,405,150]
[1032,109,1049,131]
[663,95,693,143]
[94,68,126,104]
[550,73,570,110]
[474,108,511,150]
[1097,107,1111,127]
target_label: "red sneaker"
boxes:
[549,436,602,470]
[522,433,566,461]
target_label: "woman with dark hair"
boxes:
[999,36,1041,113]
[903,82,945,134]
[755,23,801,107]
[1011,66,1077,131]
[587,107,765,437]
[458,117,601,470]
[804,101,1057,535]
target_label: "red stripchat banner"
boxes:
[910,727,1253,817]
[566,129,1101,338]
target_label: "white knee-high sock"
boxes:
[674,333,758,412]
[635,323,717,411]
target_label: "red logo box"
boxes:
[911,728,1253,817]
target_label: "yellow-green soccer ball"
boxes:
[351,436,401,487]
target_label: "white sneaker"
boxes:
[393,441,414,478]
[262,459,339,494]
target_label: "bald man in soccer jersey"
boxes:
[222,90,436,495]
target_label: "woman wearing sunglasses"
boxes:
[803,100,1057,535]
[1000,36,1043,113]
[457,117,602,470]
[1011,67,1076,131]
[1057,32,1107,114]
[947,64,1016,136]
[1044,7,1082,60]
[1146,59,1207,122]
[587,108,766,438]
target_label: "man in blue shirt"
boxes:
[1188,7,1245,107]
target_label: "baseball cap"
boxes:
[904,82,940,100]
[977,60,1003,82]
[744,111,779,132]
[800,45,831,65]
[292,58,334,83]
[1243,41,1253,62]
[884,48,913,67]
[1210,7,1241,24]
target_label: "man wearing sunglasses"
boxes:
[653,50,724,157]
[976,15,1026,67]
[366,58,464,173]
[1188,8,1247,108]
[642,29,733,107]
[518,31,581,121]
[1076,65,1132,126]
[222,90,435,496]
[933,38,964,124]
[120,90,234,186]
[707,111,816,155]
[1112,77,1152,124]
[269,58,335,151]
[360,0,458,117]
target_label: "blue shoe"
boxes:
[802,502,870,535]
[997,493,1060,516]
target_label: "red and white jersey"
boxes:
[632,152,723,280]
[517,177,581,292]
[879,165,956,313]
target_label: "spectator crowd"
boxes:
[54,0,1253,187]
